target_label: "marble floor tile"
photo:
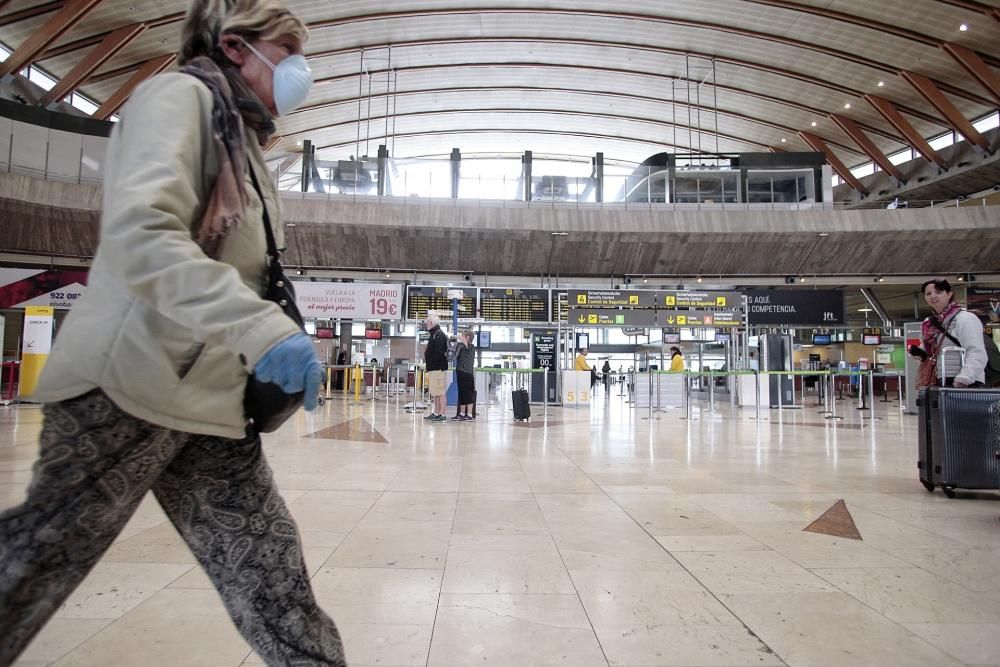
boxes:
[15,619,113,664]
[51,589,249,666]
[366,491,457,522]
[53,562,194,620]
[593,624,784,667]
[721,592,961,667]
[327,518,452,569]
[671,550,838,596]
[285,490,381,533]
[311,567,442,625]
[336,623,433,667]
[885,546,1000,602]
[654,533,769,552]
[102,522,196,564]
[736,521,914,569]
[427,594,607,667]
[548,519,680,571]
[442,548,574,595]
[813,567,1000,624]
[902,623,1000,665]
[571,569,739,627]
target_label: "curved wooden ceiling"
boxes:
[0,0,997,182]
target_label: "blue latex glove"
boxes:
[253,333,323,410]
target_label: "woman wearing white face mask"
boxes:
[0,1,347,664]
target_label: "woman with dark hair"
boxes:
[911,278,987,388]
[0,0,346,663]
[669,346,685,372]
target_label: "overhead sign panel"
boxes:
[569,289,658,308]
[480,288,550,322]
[569,308,658,327]
[659,310,738,327]
[662,291,742,309]
[745,289,845,326]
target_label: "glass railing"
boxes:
[2,121,996,211]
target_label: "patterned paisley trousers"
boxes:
[0,390,346,666]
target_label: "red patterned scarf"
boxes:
[921,300,962,359]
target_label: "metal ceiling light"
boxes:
[810,121,817,127]
[877,81,885,87]
[959,23,968,31]
[696,276,703,283]
[844,103,851,109]
[643,276,648,283]
[799,276,806,283]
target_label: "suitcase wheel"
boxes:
[942,487,957,498]
[317,396,325,406]
[920,479,935,493]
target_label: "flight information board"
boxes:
[480,288,550,322]
[554,291,569,322]
[405,286,478,321]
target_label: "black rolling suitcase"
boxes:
[918,386,1000,497]
[512,389,530,421]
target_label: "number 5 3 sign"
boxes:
[562,370,592,407]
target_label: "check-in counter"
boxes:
[562,370,592,407]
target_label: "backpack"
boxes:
[931,315,1000,386]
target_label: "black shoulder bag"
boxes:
[244,165,306,433]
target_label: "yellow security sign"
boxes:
[677,315,687,325]
[716,296,727,307]
[588,313,598,324]
[628,295,638,305]
[664,296,676,307]
[577,294,587,304]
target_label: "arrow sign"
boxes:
[666,317,675,324]
[26,340,35,348]
[577,315,586,324]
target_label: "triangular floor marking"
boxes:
[802,499,862,541]
[306,417,388,443]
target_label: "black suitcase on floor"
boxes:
[512,389,530,421]
[917,386,1000,497]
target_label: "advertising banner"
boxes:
[967,287,1000,324]
[745,289,845,326]
[0,269,88,309]
[294,282,403,320]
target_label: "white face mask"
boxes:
[241,39,312,116]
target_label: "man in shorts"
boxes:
[423,313,450,422]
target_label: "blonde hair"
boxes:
[180,0,308,65]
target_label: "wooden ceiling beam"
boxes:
[828,113,905,181]
[941,42,1000,106]
[36,11,183,61]
[899,70,990,152]
[94,53,174,119]
[0,0,64,28]
[0,0,104,78]
[864,94,948,168]
[38,22,145,107]
[798,131,868,195]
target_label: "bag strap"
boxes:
[246,163,279,261]
[928,313,962,349]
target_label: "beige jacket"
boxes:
[34,73,301,439]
